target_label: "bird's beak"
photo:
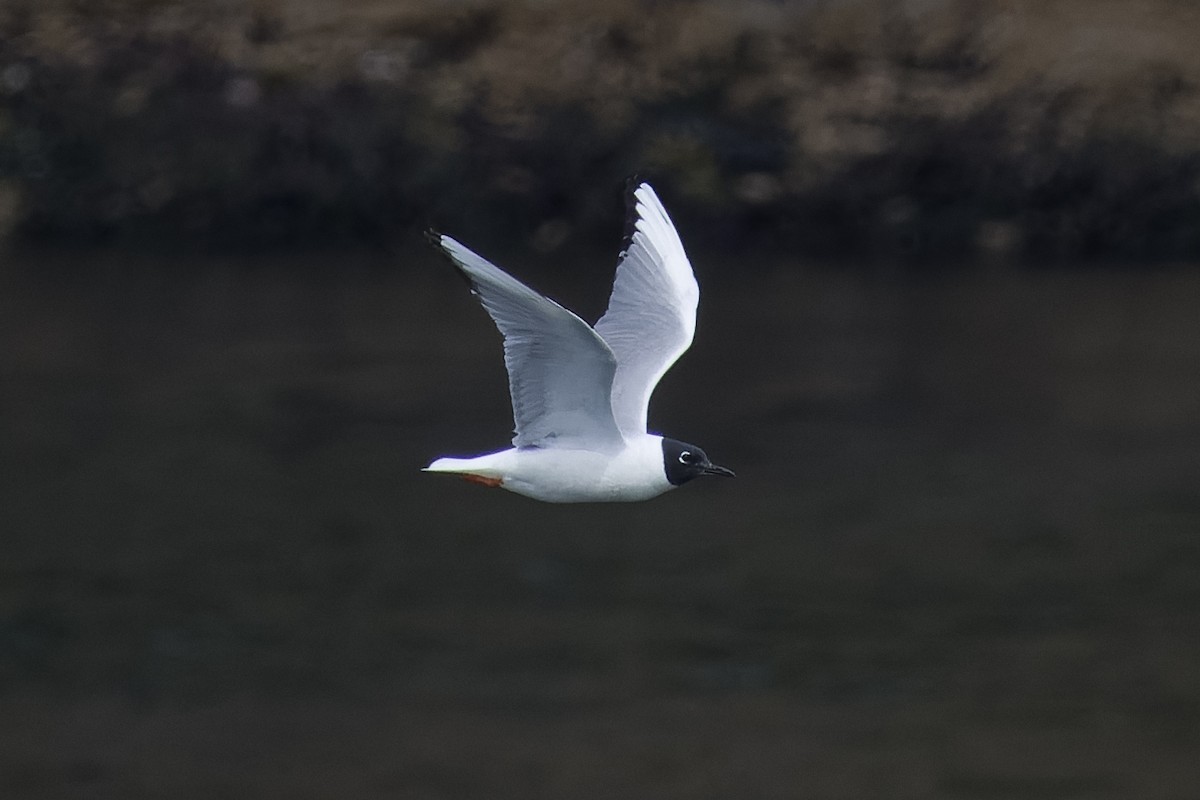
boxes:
[702,462,736,478]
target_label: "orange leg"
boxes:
[461,474,503,488]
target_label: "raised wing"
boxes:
[433,234,625,451]
[594,183,699,437]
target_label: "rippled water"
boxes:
[2,253,1199,798]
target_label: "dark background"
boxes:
[3,1,1200,798]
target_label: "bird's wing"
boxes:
[594,183,699,437]
[433,234,625,450]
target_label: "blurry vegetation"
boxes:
[1,0,1200,263]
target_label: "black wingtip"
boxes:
[619,175,648,257]
[425,228,479,292]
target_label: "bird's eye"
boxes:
[679,451,694,464]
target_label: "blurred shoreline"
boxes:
[2,0,1200,264]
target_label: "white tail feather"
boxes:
[422,456,502,477]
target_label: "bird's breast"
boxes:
[501,438,672,503]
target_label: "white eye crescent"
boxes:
[679,451,692,464]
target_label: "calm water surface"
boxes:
[2,253,1199,798]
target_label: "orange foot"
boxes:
[461,474,503,488]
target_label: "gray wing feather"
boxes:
[594,184,699,437]
[435,235,625,450]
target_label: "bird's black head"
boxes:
[661,438,736,486]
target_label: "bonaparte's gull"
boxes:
[423,182,733,503]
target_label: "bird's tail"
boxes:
[423,456,505,488]
[422,457,502,477]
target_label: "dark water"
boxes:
[2,253,1199,798]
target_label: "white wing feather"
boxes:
[435,235,624,450]
[594,184,699,437]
